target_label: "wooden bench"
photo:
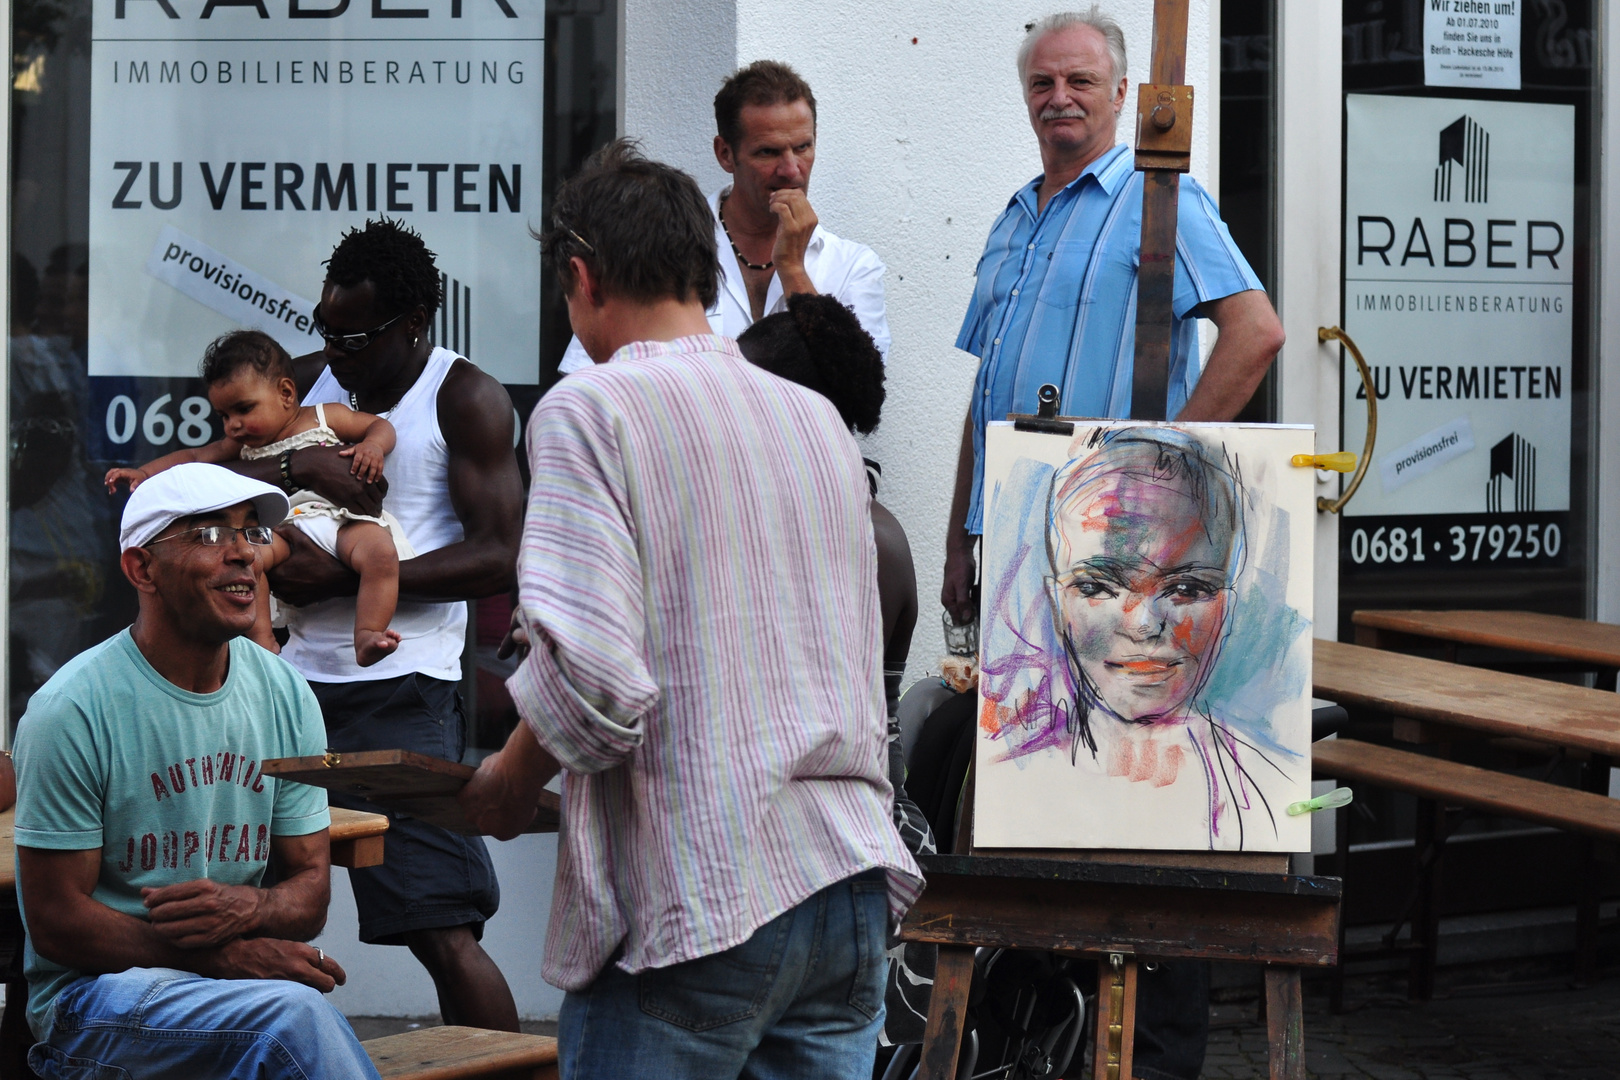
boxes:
[1316,739,1620,838]
[1312,638,1620,1000]
[363,1026,558,1080]
[330,805,389,868]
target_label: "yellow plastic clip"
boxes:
[1291,451,1357,473]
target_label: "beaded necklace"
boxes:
[719,195,773,272]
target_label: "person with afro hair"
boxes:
[739,297,940,1046]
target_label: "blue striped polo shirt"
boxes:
[956,142,1262,534]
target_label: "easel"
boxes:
[903,3,1343,1077]
[902,782,1340,1080]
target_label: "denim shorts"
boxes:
[310,672,500,945]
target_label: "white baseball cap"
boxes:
[119,463,291,552]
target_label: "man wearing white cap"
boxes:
[11,463,381,1078]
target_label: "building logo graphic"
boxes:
[1434,115,1489,203]
[1486,433,1536,512]
[435,272,472,359]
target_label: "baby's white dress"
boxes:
[240,402,416,560]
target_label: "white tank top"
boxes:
[280,347,467,683]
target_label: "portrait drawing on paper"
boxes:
[974,421,1314,853]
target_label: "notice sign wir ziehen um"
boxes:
[1425,0,1520,91]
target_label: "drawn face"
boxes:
[1051,466,1233,724]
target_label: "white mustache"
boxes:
[1040,106,1088,121]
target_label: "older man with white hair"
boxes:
[940,9,1283,1080]
[942,6,1284,625]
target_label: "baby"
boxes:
[105,329,413,666]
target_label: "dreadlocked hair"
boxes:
[736,293,885,434]
[324,217,443,321]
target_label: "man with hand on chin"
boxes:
[558,59,890,374]
[13,464,380,1079]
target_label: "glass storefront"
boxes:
[6,0,616,748]
[1337,0,1599,635]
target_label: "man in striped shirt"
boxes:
[940,11,1284,1080]
[942,8,1285,624]
[459,139,922,1079]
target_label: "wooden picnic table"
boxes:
[1313,637,1620,754]
[1312,636,1620,997]
[1352,609,1620,688]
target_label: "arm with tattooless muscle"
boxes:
[19,830,346,992]
[318,403,396,484]
[103,437,247,494]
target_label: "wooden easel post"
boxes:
[1131,0,1194,422]
[1092,953,1139,1080]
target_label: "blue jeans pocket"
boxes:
[27,1044,131,1080]
[848,877,889,1020]
[638,916,790,1032]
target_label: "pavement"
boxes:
[346,959,1620,1079]
[1201,961,1620,1080]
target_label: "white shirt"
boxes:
[557,186,892,374]
[281,348,468,683]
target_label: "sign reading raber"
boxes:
[1342,95,1573,574]
[88,0,542,383]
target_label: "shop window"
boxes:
[7,0,618,750]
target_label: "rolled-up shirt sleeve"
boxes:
[505,382,660,775]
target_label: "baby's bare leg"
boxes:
[247,533,293,654]
[336,521,401,667]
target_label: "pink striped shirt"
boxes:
[507,334,923,991]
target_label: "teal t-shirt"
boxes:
[12,630,331,1038]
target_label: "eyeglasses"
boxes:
[311,304,409,353]
[146,525,276,548]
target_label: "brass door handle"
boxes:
[1317,326,1377,515]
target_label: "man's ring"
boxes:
[317,948,325,964]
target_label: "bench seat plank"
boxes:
[329,807,388,869]
[1313,639,1620,758]
[1352,609,1620,667]
[364,1026,558,1080]
[1314,738,1620,840]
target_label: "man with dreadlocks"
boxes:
[239,218,524,1029]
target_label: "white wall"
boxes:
[1598,7,1620,623]
[1275,0,1344,635]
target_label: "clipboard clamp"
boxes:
[1011,383,1076,436]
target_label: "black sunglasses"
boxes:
[311,304,409,353]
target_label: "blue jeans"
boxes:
[29,967,381,1079]
[558,869,890,1080]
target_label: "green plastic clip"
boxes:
[1286,786,1353,817]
